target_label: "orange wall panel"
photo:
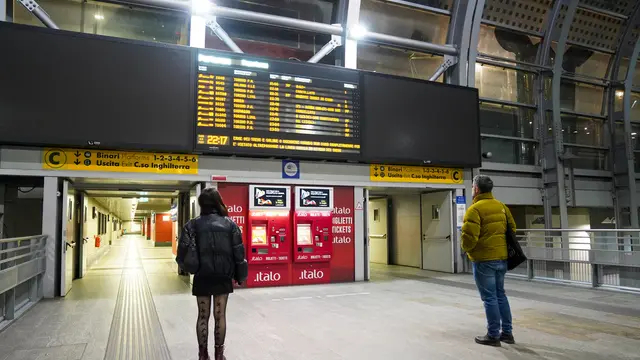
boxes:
[154,213,172,243]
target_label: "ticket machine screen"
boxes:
[251,225,267,245]
[296,224,313,245]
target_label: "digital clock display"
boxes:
[193,50,361,159]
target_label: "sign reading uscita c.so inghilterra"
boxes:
[42,148,199,175]
[369,164,463,184]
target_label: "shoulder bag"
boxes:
[503,204,527,271]
[177,219,200,274]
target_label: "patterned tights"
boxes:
[196,294,229,347]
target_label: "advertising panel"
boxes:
[330,187,355,282]
[217,183,248,246]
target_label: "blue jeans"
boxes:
[472,260,513,338]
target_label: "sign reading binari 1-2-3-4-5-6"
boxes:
[42,148,199,175]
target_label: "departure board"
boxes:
[194,51,361,159]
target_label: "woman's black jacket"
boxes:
[177,213,245,280]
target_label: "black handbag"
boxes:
[503,205,527,271]
[177,220,200,274]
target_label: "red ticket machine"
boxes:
[292,187,333,285]
[246,185,292,288]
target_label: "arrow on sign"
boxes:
[74,151,81,157]
[373,172,379,177]
[74,159,80,165]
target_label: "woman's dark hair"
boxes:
[198,187,229,217]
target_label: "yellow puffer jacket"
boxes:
[461,192,516,262]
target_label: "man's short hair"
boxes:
[473,175,494,194]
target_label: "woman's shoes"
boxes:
[198,345,210,360]
[214,345,226,360]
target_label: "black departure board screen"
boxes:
[0,22,193,153]
[194,50,361,159]
[361,72,481,167]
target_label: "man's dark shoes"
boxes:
[500,332,515,344]
[475,334,501,347]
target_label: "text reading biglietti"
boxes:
[195,54,360,154]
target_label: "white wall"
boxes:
[82,196,121,272]
[123,220,141,233]
[390,194,421,268]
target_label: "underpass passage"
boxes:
[0,247,639,359]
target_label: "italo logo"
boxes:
[299,269,324,280]
[254,271,281,282]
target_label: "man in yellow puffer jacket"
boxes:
[462,175,516,347]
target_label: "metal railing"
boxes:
[507,229,640,292]
[0,235,47,331]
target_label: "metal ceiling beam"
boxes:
[16,0,58,29]
[105,0,457,57]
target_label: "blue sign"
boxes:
[282,160,300,179]
[455,196,466,204]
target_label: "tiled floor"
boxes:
[1,235,640,359]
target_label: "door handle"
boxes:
[65,241,76,249]
[370,234,387,239]
[83,237,89,244]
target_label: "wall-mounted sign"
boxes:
[295,187,333,210]
[42,148,198,175]
[249,185,291,210]
[282,160,300,179]
[369,164,463,185]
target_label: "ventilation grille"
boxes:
[482,0,552,33]
[562,7,625,51]
[579,0,636,18]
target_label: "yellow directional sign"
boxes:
[369,164,463,184]
[42,148,199,175]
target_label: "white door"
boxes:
[61,180,76,296]
[368,198,389,265]
[421,191,454,273]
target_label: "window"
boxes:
[560,80,606,116]
[360,0,450,45]
[373,208,380,222]
[13,0,188,45]
[431,205,440,220]
[482,137,537,165]
[357,43,443,81]
[559,115,606,147]
[475,64,535,104]
[552,44,611,79]
[477,25,542,63]
[480,102,535,138]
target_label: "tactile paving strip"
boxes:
[103,243,172,360]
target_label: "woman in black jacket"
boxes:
[177,187,246,360]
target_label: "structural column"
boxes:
[536,0,579,231]
[42,177,59,298]
[608,3,640,230]
[446,0,483,87]
[342,0,360,69]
